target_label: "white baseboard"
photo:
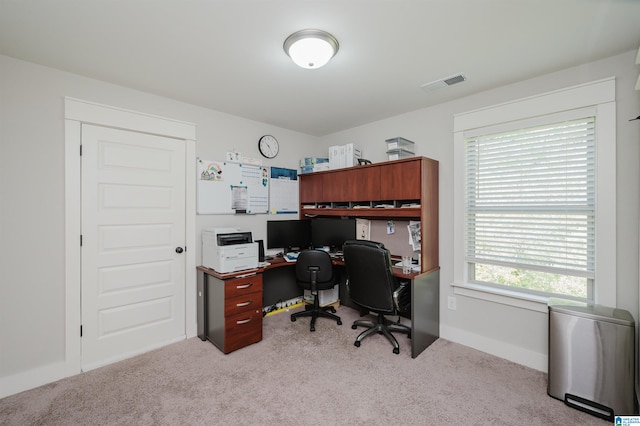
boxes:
[440,324,548,372]
[2,328,546,399]
[0,361,68,399]
[1,336,187,399]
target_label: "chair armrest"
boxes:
[393,280,411,313]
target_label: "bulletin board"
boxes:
[197,159,269,214]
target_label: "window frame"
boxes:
[453,78,616,311]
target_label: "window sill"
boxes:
[450,282,549,313]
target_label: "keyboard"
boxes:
[285,251,300,261]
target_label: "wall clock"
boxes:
[258,135,279,158]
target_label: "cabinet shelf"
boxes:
[301,197,421,218]
[302,207,421,219]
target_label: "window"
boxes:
[453,78,616,308]
[465,115,595,300]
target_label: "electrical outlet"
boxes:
[447,296,457,311]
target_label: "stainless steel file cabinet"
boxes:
[548,298,637,420]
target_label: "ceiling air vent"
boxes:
[420,73,467,92]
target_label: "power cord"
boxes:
[262,299,283,317]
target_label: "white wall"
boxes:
[319,49,640,370]
[2,49,639,398]
[0,54,320,398]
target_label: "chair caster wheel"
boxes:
[291,317,296,322]
[310,327,315,332]
[329,307,336,313]
[407,333,412,339]
[393,348,399,354]
[354,341,361,347]
[351,324,357,329]
[337,320,342,325]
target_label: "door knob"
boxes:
[175,247,184,254]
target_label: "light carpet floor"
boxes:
[0,306,607,425]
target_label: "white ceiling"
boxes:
[1,0,639,136]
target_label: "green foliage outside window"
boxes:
[474,263,587,299]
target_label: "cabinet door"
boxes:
[353,167,380,201]
[323,167,380,202]
[379,159,421,200]
[299,173,325,203]
[322,170,350,202]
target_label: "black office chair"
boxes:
[342,240,411,354]
[290,249,342,332]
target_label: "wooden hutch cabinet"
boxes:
[298,156,439,273]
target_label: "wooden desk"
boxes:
[336,261,440,359]
[197,259,439,358]
[295,157,440,356]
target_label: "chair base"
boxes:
[291,303,342,332]
[352,312,411,354]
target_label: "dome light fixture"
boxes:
[283,29,339,69]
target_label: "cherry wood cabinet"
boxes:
[299,172,325,203]
[197,268,263,353]
[322,167,381,202]
[299,156,439,273]
[378,159,422,200]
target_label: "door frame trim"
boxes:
[64,97,197,376]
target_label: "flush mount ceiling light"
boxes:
[283,29,339,69]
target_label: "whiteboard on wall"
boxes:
[197,158,269,214]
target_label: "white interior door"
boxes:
[81,124,186,371]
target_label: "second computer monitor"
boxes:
[311,218,356,252]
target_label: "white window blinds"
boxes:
[465,117,595,279]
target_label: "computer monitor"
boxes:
[311,218,356,252]
[266,220,312,252]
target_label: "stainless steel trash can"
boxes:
[548,298,637,420]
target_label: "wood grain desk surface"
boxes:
[197,254,420,280]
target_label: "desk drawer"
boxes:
[224,309,262,353]
[225,274,263,299]
[225,293,261,317]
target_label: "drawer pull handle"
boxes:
[236,318,253,325]
[236,300,252,307]
[236,283,253,289]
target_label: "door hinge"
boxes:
[80,235,83,246]
[80,325,83,337]
[80,144,82,156]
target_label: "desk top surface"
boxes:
[197,255,420,280]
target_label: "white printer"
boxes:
[202,228,258,273]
